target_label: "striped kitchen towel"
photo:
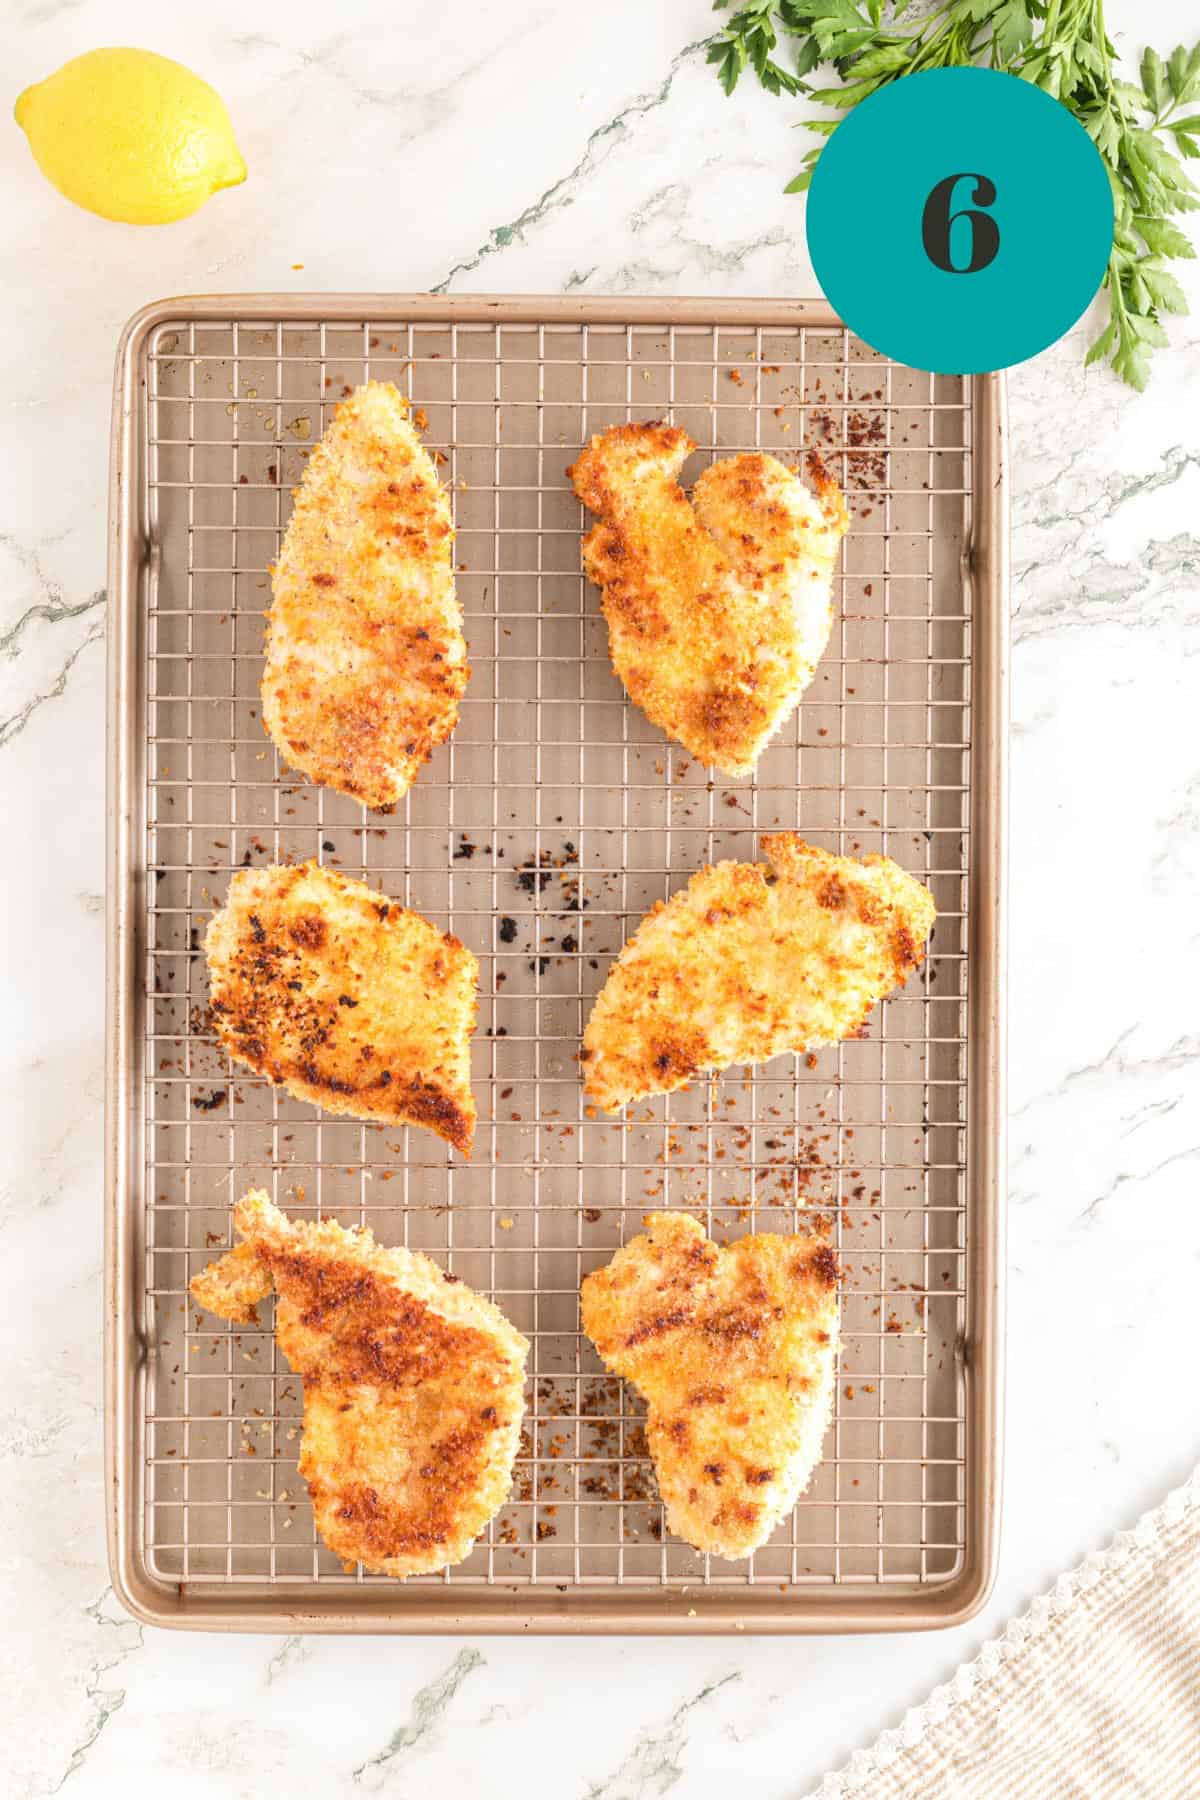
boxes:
[811,1468,1200,1799]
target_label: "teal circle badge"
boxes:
[806,67,1114,373]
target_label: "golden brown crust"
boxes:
[263,381,468,808]
[580,1212,840,1558]
[191,1193,529,1578]
[569,424,848,774]
[205,861,477,1152]
[582,834,936,1112]
[188,1240,271,1325]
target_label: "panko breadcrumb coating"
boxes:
[192,1192,528,1577]
[582,833,935,1113]
[569,422,847,774]
[205,860,477,1152]
[581,1212,839,1558]
[263,380,467,807]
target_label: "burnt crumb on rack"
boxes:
[514,842,579,897]
[188,1003,215,1039]
[510,844,591,974]
[808,403,888,491]
[191,1088,227,1112]
[515,852,553,895]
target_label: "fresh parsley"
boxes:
[708,1,1200,387]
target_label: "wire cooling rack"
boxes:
[106,296,1005,1632]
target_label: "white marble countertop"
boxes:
[4,2,1199,1794]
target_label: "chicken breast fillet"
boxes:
[205,861,477,1153]
[569,423,848,774]
[191,1192,529,1578]
[582,833,935,1113]
[581,1212,839,1558]
[262,380,467,808]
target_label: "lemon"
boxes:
[14,48,246,226]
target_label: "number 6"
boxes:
[922,173,1000,274]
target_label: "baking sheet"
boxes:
[106,295,1005,1631]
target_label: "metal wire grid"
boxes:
[140,314,970,1594]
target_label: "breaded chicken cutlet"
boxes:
[192,1192,528,1577]
[582,833,935,1113]
[205,861,477,1152]
[263,380,467,808]
[569,423,847,774]
[581,1212,839,1558]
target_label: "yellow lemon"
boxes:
[14,47,246,225]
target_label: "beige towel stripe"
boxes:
[811,1468,1200,1800]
